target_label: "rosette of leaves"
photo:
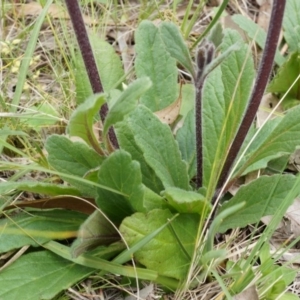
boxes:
[1,1,300,299]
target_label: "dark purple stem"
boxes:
[195,81,205,188]
[195,41,215,188]
[216,0,286,192]
[65,0,119,148]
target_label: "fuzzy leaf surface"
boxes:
[143,187,168,211]
[68,94,106,154]
[46,135,104,176]
[179,83,195,120]
[103,77,152,136]
[120,209,198,280]
[219,174,296,232]
[236,105,300,176]
[176,109,196,179]
[115,121,164,193]
[135,20,178,111]
[202,29,255,198]
[0,210,87,253]
[74,35,125,104]
[128,105,189,190]
[283,0,300,52]
[71,211,119,257]
[220,29,255,146]
[46,135,104,196]
[96,150,144,224]
[159,22,195,77]
[0,251,93,300]
[161,187,211,215]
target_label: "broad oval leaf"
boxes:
[283,0,300,52]
[159,22,195,78]
[46,135,104,176]
[128,105,189,190]
[67,93,106,154]
[46,135,105,197]
[0,251,94,300]
[236,105,300,176]
[161,187,211,215]
[120,209,199,280]
[218,174,297,233]
[96,150,144,224]
[135,20,178,111]
[202,29,255,199]
[103,77,152,136]
[115,121,164,193]
[176,109,196,179]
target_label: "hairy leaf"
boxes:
[283,0,300,52]
[220,29,255,147]
[103,77,152,136]
[0,251,94,300]
[219,174,297,232]
[120,209,199,280]
[159,22,195,77]
[176,109,196,179]
[161,187,211,215]
[96,150,144,224]
[143,186,168,211]
[135,20,178,111]
[236,105,300,176]
[46,135,104,196]
[115,121,164,193]
[128,105,189,190]
[68,93,106,154]
[202,29,255,199]
[46,135,104,176]
[0,209,87,253]
[179,83,195,120]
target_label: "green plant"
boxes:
[1,0,300,299]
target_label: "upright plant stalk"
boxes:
[216,0,286,192]
[65,0,119,148]
[195,40,215,188]
[195,79,205,188]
